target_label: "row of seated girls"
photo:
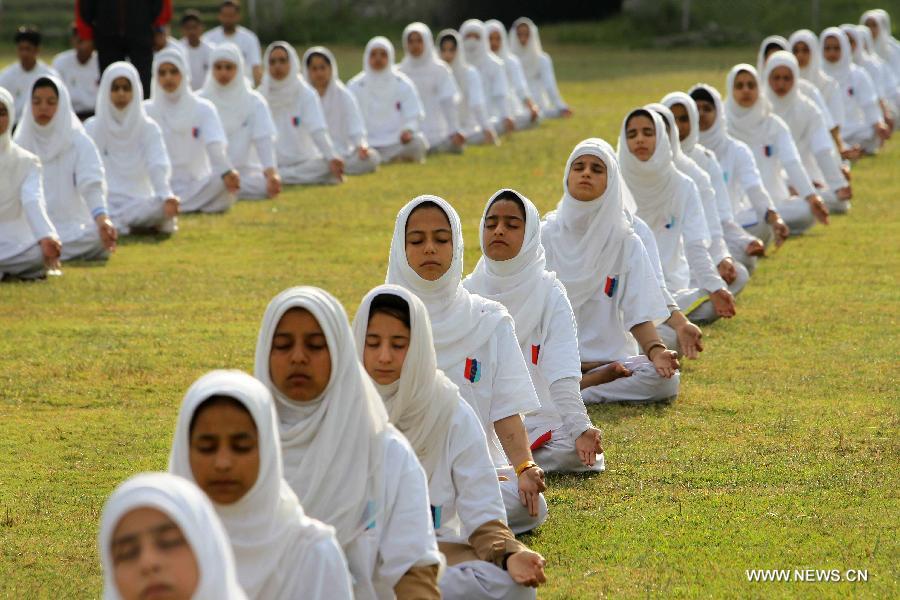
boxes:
[0,13,568,281]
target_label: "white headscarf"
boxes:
[260,42,303,111]
[14,74,82,162]
[435,29,470,95]
[351,284,458,481]
[355,36,405,126]
[661,91,700,153]
[463,188,560,345]
[541,139,633,311]
[98,472,246,600]
[168,370,336,598]
[90,62,152,174]
[820,27,854,84]
[301,46,356,147]
[789,29,835,91]
[762,50,814,134]
[147,48,198,135]
[617,108,684,230]
[201,43,256,134]
[509,17,543,79]
[400,22,440,72]
[689,83,729,157]
[254,286,388,547]
[460,19,491,67]
[484,19,512,60]
[862,9,900,65]
[0,86,39,220]
[385,195,509,370]
[723,64,778,149]
[756,35,789,75]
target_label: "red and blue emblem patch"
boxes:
[191,127,200,138]
[292,116,300,127]
[763,144,774,157]
[395,101,402,111]
[604,275,618,297]
[464,357,481,383]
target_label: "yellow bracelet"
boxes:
[515,460,538,477]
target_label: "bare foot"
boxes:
[580,362,632,389]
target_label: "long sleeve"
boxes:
[21,164,58,240]
[548,377,592,443]
[747,184,776,218]
[206,141,233,175]
[400,79,426,133]
[782,159,816,198]
[539,54,567,110]
[74,134,108,218]
[855,69,882,126]
[440,95,461,134]
[310,128,338,161]
[685,238,726,293]
[633,218,678,312]
[468,520,528,567]
[814,148,847,191]
[144,122,174,199]
[254,134,276,170]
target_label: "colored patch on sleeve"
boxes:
[292,116,300,127]
[192,127,200,138]
[395,101,402,111]
[430,505,442,529]
[531,344,540,365]
[763,144,773,157]
[530,430,552,451]
[604,275,618,297]
[463,358,481,383]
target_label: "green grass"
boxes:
[1,44,898,599]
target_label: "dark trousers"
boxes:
[94,34,153,98]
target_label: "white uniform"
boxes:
[387,195,548,535]
[200,44,277,200]
[0,60,57,121]
[180,38,214,90]
[460,20,513,129]
[509,17,569,117]
[147,48,236,214]
[261,43,338,185]
[302,46,381,175]
[86,62,175,235]
[791,29,847,135]
[14,77,109,262]
[0,87,58,281]
[435,28,497,144]
[399,22,463,152]
[202,25,261,83]
[349,37,428,164]
[486,19,536,130]
[51,50,99,117]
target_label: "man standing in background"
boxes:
[202,1,262,86]
[79,0,162,98]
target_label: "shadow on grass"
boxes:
[115,233,174,247]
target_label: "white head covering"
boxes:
[661,91,700,153]
[147,47,198,134]
[688,82,729,157]
[0,87,40,220]
[617,108,683,230]
[541,138,633,311]
[260,41,303,111]
[435,29,470,95]
[840,24,866,65]
[201,42,256,134]
[820,27,854,83]
[90,62,152,174]
[400,22,439,71]
[351,284,458,480]
[460,19,491,66]
[789,29,835,91]
[301,45,355,146]
[756,35,789,74]
[98,472,246,600]
[723,64,778,149]
[463,188,560,345]
[356,36,405,127]
[253,286,388,547]
[168,370,335,598]
[763,50,804,115]
[484,19,511,59]
[509,17,543,79]
[862,9,899,63]
[14,74,82,162]
[385,195,510,370]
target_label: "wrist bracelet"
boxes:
[645,341,666,360]
[515,460,538,477]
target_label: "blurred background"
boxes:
[1,0,899,49]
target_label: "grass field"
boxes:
[1,44,898,599]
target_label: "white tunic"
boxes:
[180,38,214,90]
[347,70,425,148]
[51,50,99,115]
[572,232,669,363]
[0,61,58,120]
[202,26,261,81]
[343,427,443,600]
[0,152,56,261]
[517,284,590,443]
[430,401,507,544]
[442,318,541,466]
[269,79,332,165]
[85,116,172,201]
